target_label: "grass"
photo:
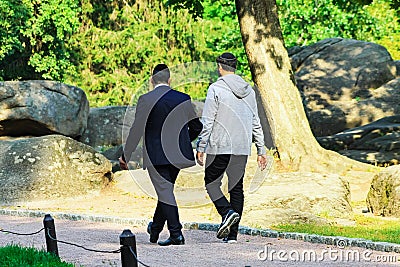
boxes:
[0,245,74,267]
[272,214,400,244]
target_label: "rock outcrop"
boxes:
[242,172,353,227]
[80,102,203,149]
[101,144,142,172]
[317,115,400,165]
[0,81,89,138]
[289,38,399,137]
[0,135,112,203]
[366,165,400,217]
[79,106,133,148]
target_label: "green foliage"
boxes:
[0,0,80,81]
[0,0,31,80]
[366,0,400,59]
[0,245,74,266]
[67,0,221,106]
[0,0,27,62]
[277,0,391,47]
[203,0,236,22]
[23,0,81,80]
[166,0,203,18]
[389,0,400,15]
[202,0,250,79]
[1,0,399,106]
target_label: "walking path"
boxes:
[1,212,399,267]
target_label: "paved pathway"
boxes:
[1,215,399,267]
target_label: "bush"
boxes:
[67,0,218,106]
[0,0,80,81]
[1,0,398,106]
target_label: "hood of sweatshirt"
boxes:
[219,74,252,99]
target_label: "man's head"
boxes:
[151,63,170,86]
[216,52,237,74]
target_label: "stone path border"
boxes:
[1,208,399,254]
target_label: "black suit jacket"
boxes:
[123,85,202,169]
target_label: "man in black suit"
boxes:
[119,64,202,246]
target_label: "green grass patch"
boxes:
[0,245,74,267]
[273,214,400,244]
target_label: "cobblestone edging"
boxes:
[1,208,399,254]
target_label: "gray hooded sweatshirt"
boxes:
[197,74,266,155]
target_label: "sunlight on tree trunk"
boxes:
[235,0,371,172]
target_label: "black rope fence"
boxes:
[129,246,151,267]
[0,214,150,267]
[46,228,121,254]
[0,227,44,236]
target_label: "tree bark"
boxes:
[235,0,369,172]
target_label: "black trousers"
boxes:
[205,154,248,238]
[147,164,182,238]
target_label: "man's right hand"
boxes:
[257,154,268,171]
[119,157,128,170]
[196,151,204,166]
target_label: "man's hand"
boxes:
[119,156,128,170]
[196,151,204,166]
[257,154,268,171]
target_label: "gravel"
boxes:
[1,215,399,267]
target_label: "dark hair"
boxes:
[216,52,237,72]
[152,63,170,84]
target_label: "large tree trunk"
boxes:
[235,0,368,172]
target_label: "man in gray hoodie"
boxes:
[196,52,268,243]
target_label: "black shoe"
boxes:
[147,222,159,243]
[216,210,240,239]
[157,235,185,246]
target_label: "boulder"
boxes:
[241,172,352,227]
[366,165,400,217]
[79,106,134,148]
[289,38,399,136]
[317,115,400,165]
[192,101,204,118]
[0,80,89,138]
[0,135,112,203]
[101,144,142,172]
[80,101,204,149]
[337,78,400,130]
